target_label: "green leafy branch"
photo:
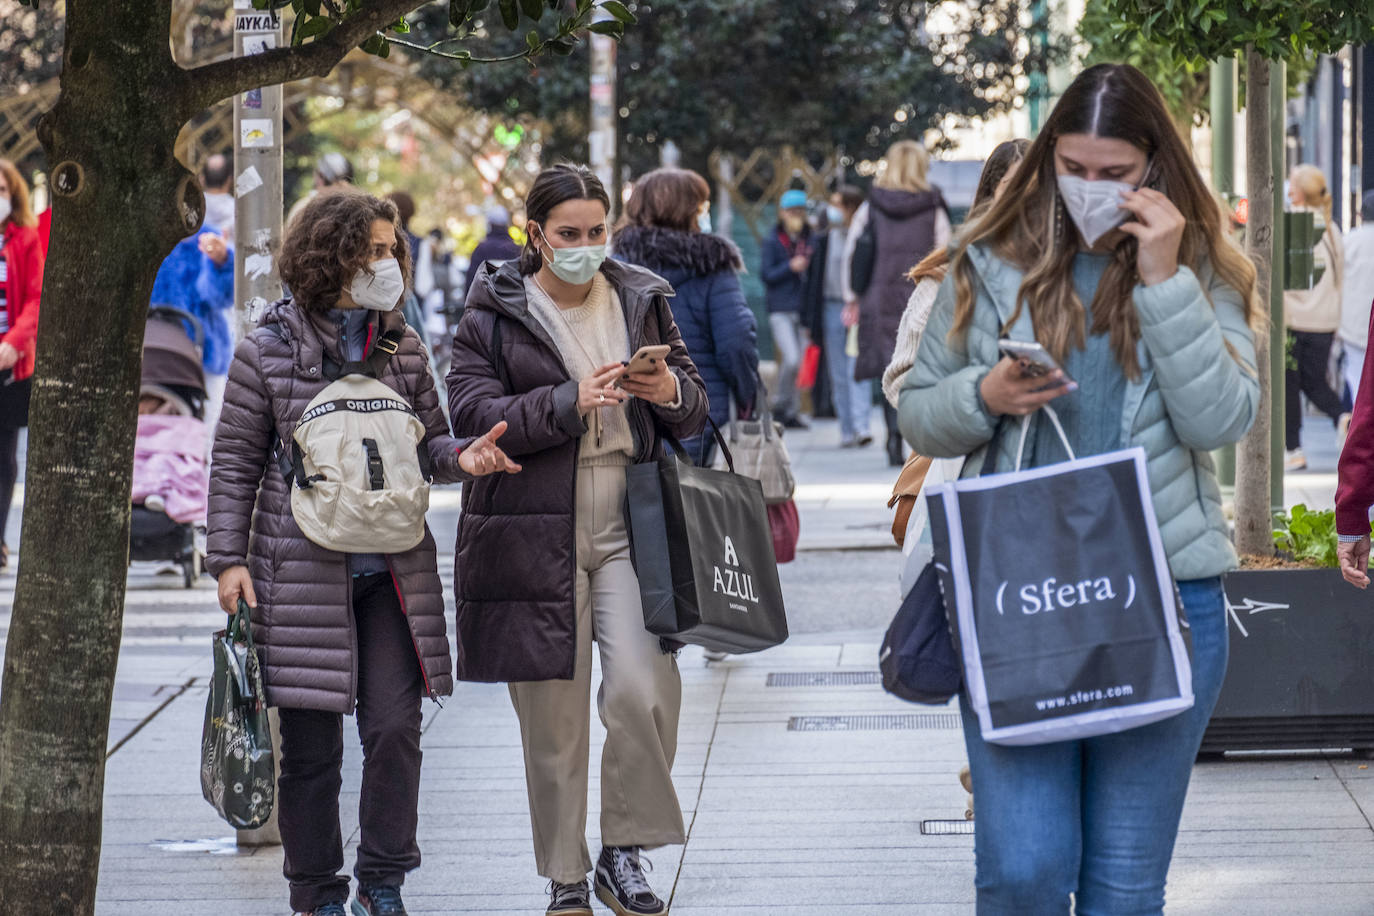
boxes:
[252,0,635,63]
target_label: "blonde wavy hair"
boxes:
[874,140,931,193]
[947,63,1260,380]
[1290,164,1333,225]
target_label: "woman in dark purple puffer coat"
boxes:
[206,188,518,916]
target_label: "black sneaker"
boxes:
[546,878,594,916]
[306,906,348,916]
[781,414,810,430]
[594,847,668,916]
[352,884,406,916]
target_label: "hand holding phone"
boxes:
[617,344,677,404]
[982,340,1076,417]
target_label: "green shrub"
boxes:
[1271,504,1373,568]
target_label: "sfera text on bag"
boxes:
[1002,574,1134,615]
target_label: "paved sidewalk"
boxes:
[97,639,1374,914]
[13,412,1374,912]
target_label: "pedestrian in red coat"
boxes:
[1335,304,1374,587]
[0,159,45,570]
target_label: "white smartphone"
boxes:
[998,339,1075,384]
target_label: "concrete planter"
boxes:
[1200,568,1374,754]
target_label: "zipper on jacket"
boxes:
[344,568,360,711]
[384,558,439,704]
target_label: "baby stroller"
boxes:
[129,307,209,587]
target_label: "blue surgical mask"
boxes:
[826,204,844,225]
[698,208,712,233]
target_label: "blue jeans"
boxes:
[822,300,871,442]
[959,576,1228,916]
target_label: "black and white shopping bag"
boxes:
[626,424,789,654]
[928,409,1193,746]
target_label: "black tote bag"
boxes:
[927,408,1193,746]
[626,423,789,654]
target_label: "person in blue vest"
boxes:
[759,189,814,428]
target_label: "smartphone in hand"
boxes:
[998,340,1076,388]
[619,345,672,380]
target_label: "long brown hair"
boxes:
[908,139,1031,285]
[947,63,1259,379]
[0,160,36,229]
[619,168,710,233]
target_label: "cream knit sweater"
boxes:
[525,273,635,465]
[882,273,945,408]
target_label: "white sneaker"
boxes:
[1284,448,1307,472]
[703,649,730,663]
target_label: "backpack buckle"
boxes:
[375,335,399,356]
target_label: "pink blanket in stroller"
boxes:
[132,415,208,524]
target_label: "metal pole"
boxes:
[231,0,283,848]
[589,15,618,213]
[1211,56,1238,490]
[1271,58,1288,512]
[231,0,285,343]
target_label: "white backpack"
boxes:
[282,329,432,553]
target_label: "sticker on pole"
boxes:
[235,166,263,198]
[235,11,281,32]
[240,119,274,149]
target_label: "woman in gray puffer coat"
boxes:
[206,188,518,916]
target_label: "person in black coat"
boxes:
[759,188,814,427]
[613,167,759,466]
[463,205,522,303]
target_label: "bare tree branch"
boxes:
[176,0,425,118]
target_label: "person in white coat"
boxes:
[1339,191,1374,404]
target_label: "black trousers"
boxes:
[278,573,425,911]
[1285,330,1345,450]
[0,374,31,549]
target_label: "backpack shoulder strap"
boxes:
[323,326,406,381]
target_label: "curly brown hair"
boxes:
[280,187,412,313]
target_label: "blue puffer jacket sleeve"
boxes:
[1133,265,1259,451]
[705,270,760,412]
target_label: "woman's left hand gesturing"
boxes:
[619,360,679,405]
[459,420,523,477]
[1117,187,1185,287]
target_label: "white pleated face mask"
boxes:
[350,257,405,311]
[1055,174,1134,247]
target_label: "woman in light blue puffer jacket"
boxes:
[899,63,1262,915]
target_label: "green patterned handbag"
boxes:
[199,599,275,828]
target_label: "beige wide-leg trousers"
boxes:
[509,461,686,883]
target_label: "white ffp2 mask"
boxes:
[1056,174,1134,247]
[350,258,405,311]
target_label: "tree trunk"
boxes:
[0,3,198,908]
[1234,45,1274,557]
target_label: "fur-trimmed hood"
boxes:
[612,225,743,277]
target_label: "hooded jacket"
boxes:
[853,187,948,380]
[447,258,708,682]
[206,300,471,713]
[612,225,758,451]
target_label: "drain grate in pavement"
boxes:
[788,713,962,731]
[767,671,882,687]
[921,819,975,836]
